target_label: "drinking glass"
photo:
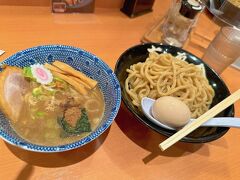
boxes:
[202,26,240,74]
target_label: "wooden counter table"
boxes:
[0,1,240,179]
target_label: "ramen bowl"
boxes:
[115,43,234,143]
[0,45,121,152]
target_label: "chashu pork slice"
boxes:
[0,66,30,122]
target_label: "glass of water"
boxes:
[202,26,240,74]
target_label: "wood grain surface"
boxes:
[0,0,240,179]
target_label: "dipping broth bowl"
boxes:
[0,45,121,152]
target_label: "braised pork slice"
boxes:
[0,66,30,122]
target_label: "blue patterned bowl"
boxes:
[0,45,121,152]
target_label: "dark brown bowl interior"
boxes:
[114,43,234,143]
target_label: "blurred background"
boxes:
[0,0,124,8]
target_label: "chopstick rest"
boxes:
[159,89,240,151]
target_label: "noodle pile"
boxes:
[125,52,215,118]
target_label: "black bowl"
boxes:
[114,43,234,143]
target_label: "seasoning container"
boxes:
[121,0,155,18]
[161,0,202,47]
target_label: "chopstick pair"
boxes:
[159,89,240,151]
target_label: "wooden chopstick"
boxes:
[159,89,240,151]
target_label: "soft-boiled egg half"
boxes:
[151,96,191,128]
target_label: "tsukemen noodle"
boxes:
[125,51,215,118]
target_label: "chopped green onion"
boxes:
[35,111,45,118]
[32,87,42,97]
[23,67,34,79]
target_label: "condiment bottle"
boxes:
[161,0,202,47]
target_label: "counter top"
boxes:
[0,1,240,179]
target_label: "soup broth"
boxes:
[2,63,106,146]
[0,62,105,146]
[12,81,105,146]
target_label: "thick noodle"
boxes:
[125,52,215,118]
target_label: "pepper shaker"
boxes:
[161,0,203,47]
